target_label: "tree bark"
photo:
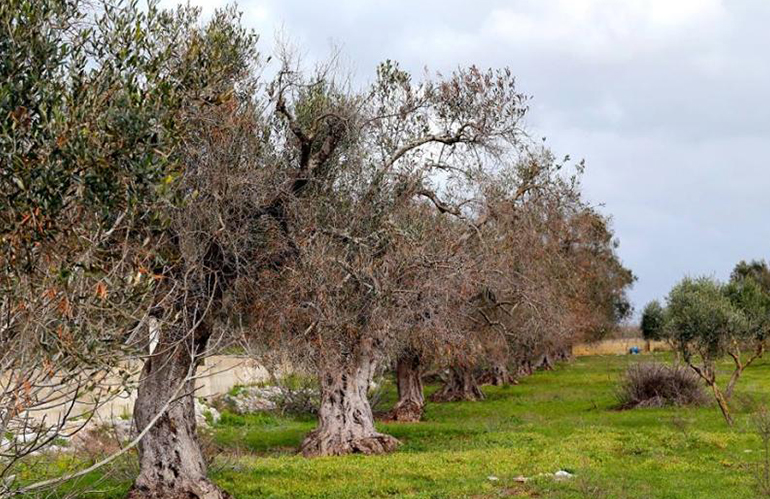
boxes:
[479,362,515,386]
[127,326,228,499]
[517,360,534,378]
[386,351,425,422]
[711,382,734,426]
[430,364,484,402]
[533,353,554,371]
[300,342,400,457]
[554,347,573,363]
[725,346,764,400]
[725,367,744,401]
[688,362,733,427]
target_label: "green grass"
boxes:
[27,354,770,498]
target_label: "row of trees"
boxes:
[641,260,770,425]
[1,1,633,497]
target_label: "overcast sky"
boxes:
[163,0,770,318]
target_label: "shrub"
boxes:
[617,363,708,409]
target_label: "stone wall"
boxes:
[17,356,269,426]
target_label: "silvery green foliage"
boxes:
[664,276,745,361]
[1,1,258,495]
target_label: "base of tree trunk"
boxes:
[385,399,424,422]
[127,481,231,499]
[129,326,228,499]
[384,352,425,422]
[554,348,574,363]
[300,430,400,457]
[533,353,554,371]
[478,364,516,386]
[430,366,484,402]
[517,361,534,378]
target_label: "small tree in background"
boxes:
[641,300,666,341]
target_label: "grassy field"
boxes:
[27,353,770,498]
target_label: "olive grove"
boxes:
[1,1,636,497]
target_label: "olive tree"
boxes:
[244,56,532,456]
[664,277,748,425]
[457,151,633,387]
[731,260,770,291]
[2,1,264,497]
[386,209,479,421]
[722,271,770,398]
[0,0,204,495]
[641,300,666,341]
[125,14,264,499]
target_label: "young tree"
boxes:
[664,277,747,425]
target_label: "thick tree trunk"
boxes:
[533,353,554,371]
[430,364,484,402]
[517,360,534,378]
[387,352,425,422]
[300,343,399,457]
[554,347,574,363]
[127,329,228,499]
[479,362,515,386]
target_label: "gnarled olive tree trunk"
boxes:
[554,347,573,363]
[430,364,484,402]
[479,361,515,386]
[387,351,425,422]
[533,352,554,371]
[127,325,228,499]
[517,359,534,378]
[300,341,399,457]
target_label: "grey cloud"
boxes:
[175,0,770,316]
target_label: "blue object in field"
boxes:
[629,346,641,355]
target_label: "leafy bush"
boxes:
[617,363,708,409]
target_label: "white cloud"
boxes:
[483,0,725,63]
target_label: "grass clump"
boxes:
[617,362,708,409]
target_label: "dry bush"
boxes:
[272,374,322,416]
[617,363,708,409]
